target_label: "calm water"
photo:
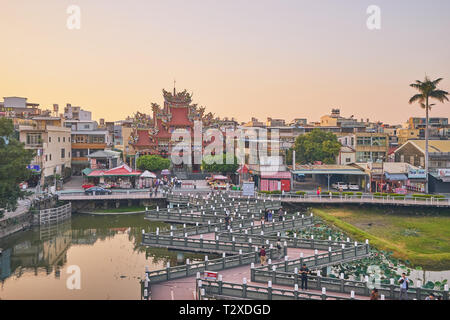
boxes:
[0,213,207,300]
[0,213,448,299]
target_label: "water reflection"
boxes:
[0,214,210,300]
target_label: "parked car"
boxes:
[348,184,359,191]
[82,184,95,190]
[85,186,112,195]
[332,182,349,190]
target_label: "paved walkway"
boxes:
[149,248,370,300]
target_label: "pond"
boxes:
[288,220,449,289]
[0,213,208,300]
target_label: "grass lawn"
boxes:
[312,206,450,270]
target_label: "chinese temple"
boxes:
[128,87,217,172]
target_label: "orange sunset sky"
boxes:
[1,0,449,124]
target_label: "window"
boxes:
[26,134,42,145]
[58,137,61,143]
[346,158,351,163]
[49,136,52,143]
[400,155,405,162]
[356,137,371,146]
[49,154,52,161]
[45,155,48,162]
[61,148,65,159]
[84,124,90,129]
[63,137,65,143]
[372,136,386,146]
[68,152,71,158]
[410,156,414,164]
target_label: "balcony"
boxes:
[71,143,106,150]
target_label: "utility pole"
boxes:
[292,150,296,171]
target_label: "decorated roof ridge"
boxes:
[162,88,192,104]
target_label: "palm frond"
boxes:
[429,90,449,103]
[431,78,444,86]
[409,94,424,104]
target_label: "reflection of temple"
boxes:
[127,88,217,172]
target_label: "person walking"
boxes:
[370,288,380,300]
[276,238,283,259]
[268,211,273,223]
[299,263,309,290]
[264,210,269,222]
[259,246,267,266]
[398,273,409,300]
[278,209,283,221]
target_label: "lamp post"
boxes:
[135,151,140,171]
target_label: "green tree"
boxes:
[286,128,341,165]
[136,155,170,172]
[409,76,449,193]
[201,154,239,174]
[0,118,35,213]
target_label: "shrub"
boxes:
[296,191,306,195]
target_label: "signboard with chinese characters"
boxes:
[204,271,218,280]
[408,169,426,179]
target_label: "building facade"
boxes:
[19,117,72,186]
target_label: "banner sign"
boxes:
[27,165,41,172]
[204,271,218,280]
[438,169,450,177]
[408,169,426,179]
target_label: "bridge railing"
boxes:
[216,233,351,251]
[144,248,279,284]
[257,193,450,206]
[216,214,315,236]
[250,268,449,300]
[196,278,353,300]
[145,217,256,237]
[257,244,370,271]
[142,233,288,256]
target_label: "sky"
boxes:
[1,0,450,124]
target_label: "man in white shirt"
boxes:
[398,273,409,300]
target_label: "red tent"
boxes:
[237,165,249,174]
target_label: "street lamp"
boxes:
[135,151,140,171]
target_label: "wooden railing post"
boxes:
[185,259,190,277]
[416,280,422,300]
[242,278,248,298]
[267,281,272,300]
[166,262,171,281]
[317,271,322,289]
[218,274,223,295]
[222,252,226,269]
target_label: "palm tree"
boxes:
[409,77,449,193]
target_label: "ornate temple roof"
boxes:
[162,88,192,105]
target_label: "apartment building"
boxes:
[18,116,71,186]
[0,97,40,118]
[64,113,111,175]
[407,117,448,130]
[397,128,421,145]
[394,140,450,171]
[339,132,389,163]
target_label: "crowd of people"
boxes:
[148,176,182,197]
